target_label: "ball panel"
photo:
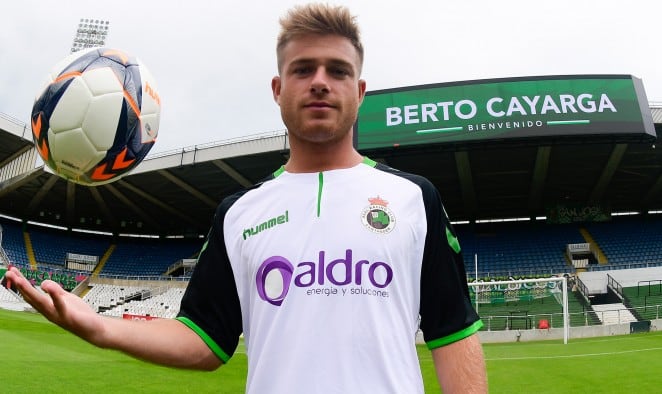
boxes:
[49,128,105,173]
[82,67,124,96]
[47,47,97,81]
[83,92,124,150]
[48,77,92,132]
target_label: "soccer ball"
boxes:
[31,47,160,186]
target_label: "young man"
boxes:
[5,3,487,393]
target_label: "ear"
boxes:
[271,76,281,104]
[357,79,367,106]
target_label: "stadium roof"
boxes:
[0,107,660,237]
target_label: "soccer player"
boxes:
[5,3,487,393]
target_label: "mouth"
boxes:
[304,101,334,109]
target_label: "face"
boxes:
[272,34,366,145]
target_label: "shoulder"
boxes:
[369,162,452,226]
[371,162,439,197]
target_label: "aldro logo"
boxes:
[361,196,395,234]
[255,250,394,306]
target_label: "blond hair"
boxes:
[276,3,364,73]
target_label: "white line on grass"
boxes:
[485,332,662,351]
[487,346,662,361]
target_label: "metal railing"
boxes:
[575,275,590,303]
[480,304,661,331]
[637,279,662,296]
[144,129,288,161]
[467,266,573,280]
[607,273,625,300]
[9,262,191,284]
[587,261,662,271]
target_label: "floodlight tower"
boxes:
[70,18,110,53]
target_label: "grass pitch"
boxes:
[2,309,662,393]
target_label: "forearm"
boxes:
[431,333,487,393]
[96,316,221,370]
[4,268,220,371]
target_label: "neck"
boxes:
[284,137,363,173]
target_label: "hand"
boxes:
[4,267,106,345]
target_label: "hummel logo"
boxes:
[243,210,289,240]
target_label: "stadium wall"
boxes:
[90,276,188,289]
[472,319,662,344]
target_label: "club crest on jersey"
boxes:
[361,196,395,234]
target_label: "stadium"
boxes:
[1,26,662,392]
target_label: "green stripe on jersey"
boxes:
[176,317,231,363]
[362,156,378,167]
[446,226,461,253]
[273,165,286,178]
[425,320,484,350]
[317,171,323,217]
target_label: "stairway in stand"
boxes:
[591,303,637,325]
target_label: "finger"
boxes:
[6,268,56,315]
[40,279,64,295]
[41,280,69,313]
[6,267,35,295]
[4,266,23,283]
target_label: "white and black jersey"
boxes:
[177,157,482,394]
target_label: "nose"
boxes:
[310,67,330,94]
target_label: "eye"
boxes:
[329,67,350,77]
[292,66,313,75]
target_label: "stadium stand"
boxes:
[473,290,598,331]
[83,283,144,312]
[1,217,203,278]
[102,287,185,319]
[0,225,10,266]
[28,225,111,268]
[0,219,29,266]
[591,303,637,325]
[623,283,662,321]
[100,237,202,277]
[83,283,186,318]
[0,284,30,311]
[584,216,662,268]
[457,221,585,277]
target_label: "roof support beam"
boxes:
[211,159,252,188]
[104,183,161,230]
[25,174,59,216]
[158,170,218,208]
[642,173,662,210]
[454,151,477,217]
[66,181,76,226]
[116,180,201,230]
[528,146,551,215]
[588,143,628,204]
[89,186,118,229]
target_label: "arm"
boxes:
[431,333,487,393]
[4,267,220,370]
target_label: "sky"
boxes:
[1,0,660,154]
